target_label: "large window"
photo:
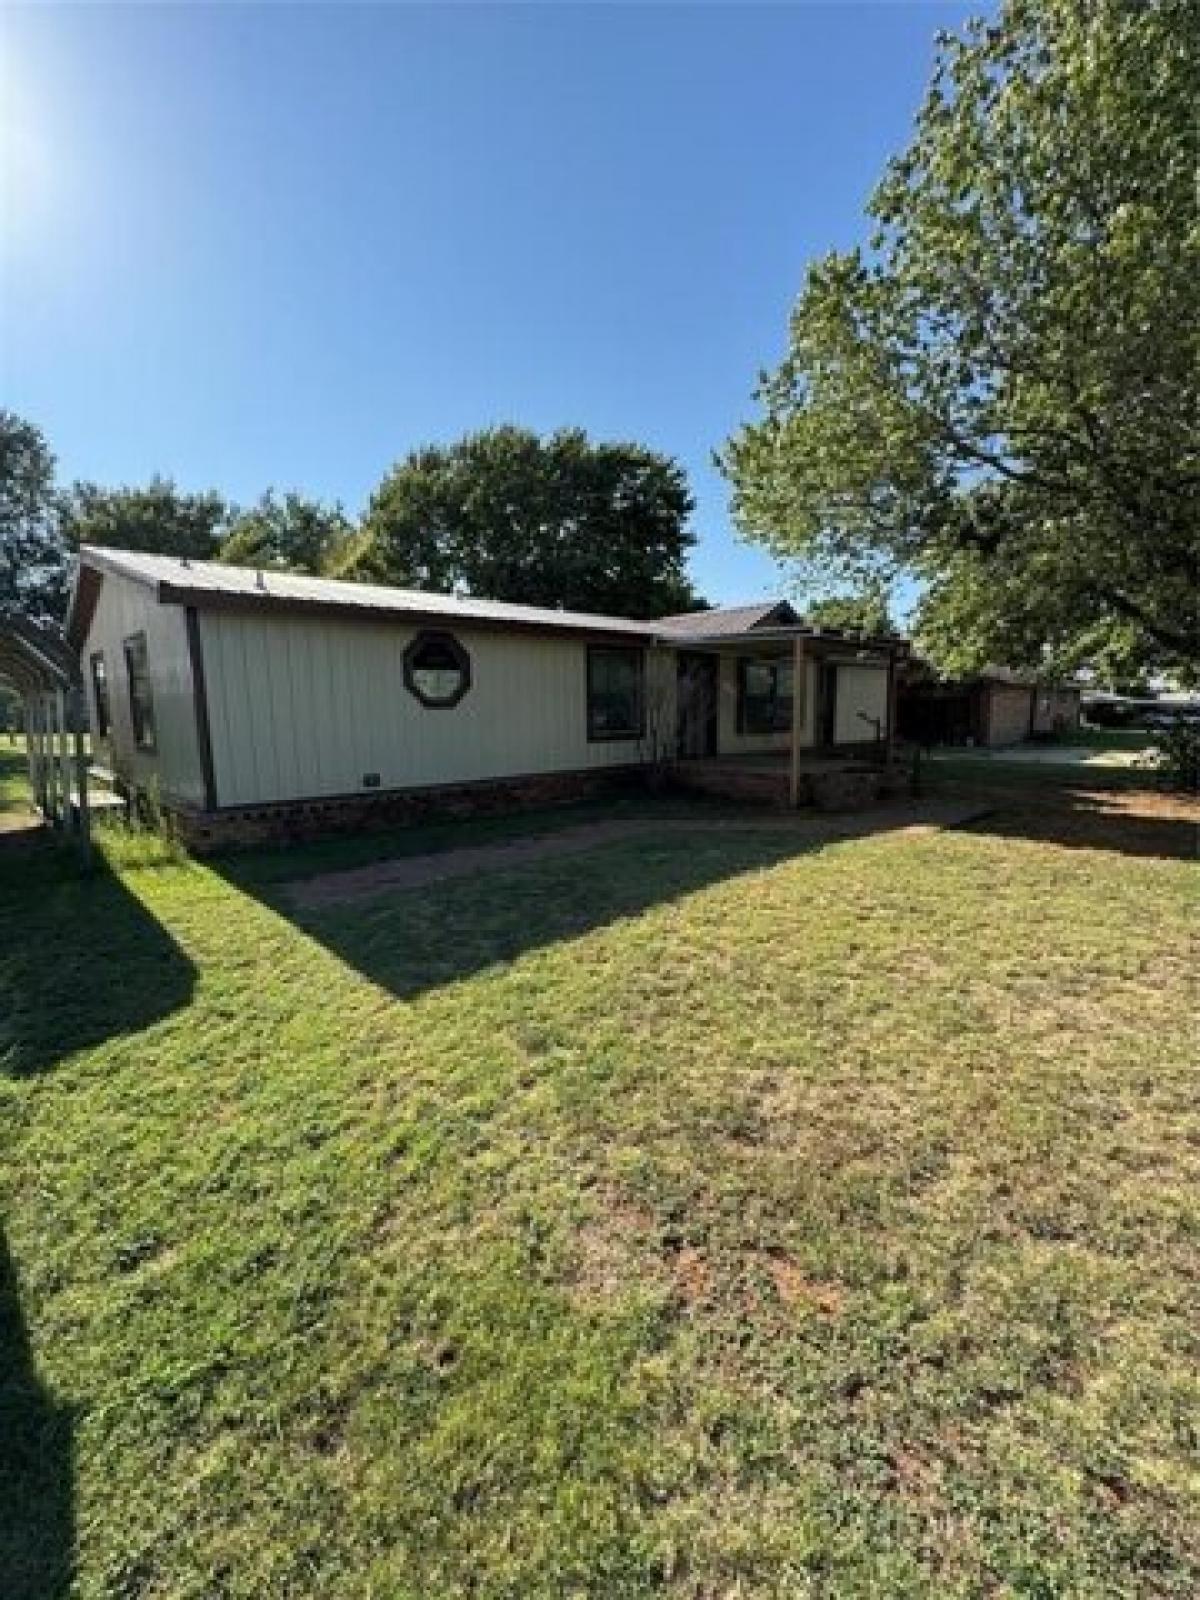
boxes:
[587,646,645,741]
[90,651,111,738]
[123,633,156,751]
[737,657,793,735]
[403,630,471,708]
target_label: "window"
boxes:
[403,630,471,708]
[737,657,793,735]
[90,651,111,738]
[587,646,644,741]
[123,633,156,751]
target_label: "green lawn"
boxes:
[0,733,31,812]
[1068,726,1157,751]
[2,752,1198,1598]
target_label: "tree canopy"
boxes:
[59,478,230,562]
[721,0,1198,682]
[0,411,69,624]
[219,491,354,575]
[804,584,896,638]
[346,426,702,617]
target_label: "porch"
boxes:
[0,621,97,864]
[666,622,908,808]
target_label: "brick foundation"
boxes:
[667,754,909,812]
[168,766,647,854]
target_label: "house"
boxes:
[897,666,1081,748]
[66,548,909,848]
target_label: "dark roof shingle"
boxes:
[655,601,797,638]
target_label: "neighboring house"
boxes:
[897,666,1081,748]
[66,548,907,846]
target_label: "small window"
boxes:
[737,657,793,735]
[123,632,156,751]
[587,646,645,741]
[403,630,471,708]
[90,651,111,738]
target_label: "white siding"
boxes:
[199,611,676,807]
[716,653,817,755]
[81,573,206,806]
[833,664,889,746]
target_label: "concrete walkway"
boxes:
[287,801,984,911]
[0,809,47,844]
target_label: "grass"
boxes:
[922,752,1153,793]
[1,748,1198,1597]
[0,733,31,811]
[1065,726,1156,751]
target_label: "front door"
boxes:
[676,653,718,757]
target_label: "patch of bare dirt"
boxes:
[569,1194,662,1304]
[952,784,1199,861]
[287,803,988,909]
[569,1198,846,1322]
[668,1243,715,1308]
[761,1253,846,1315]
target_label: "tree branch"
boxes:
[1096,585,1199,661]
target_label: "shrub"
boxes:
[1137,721,1200,793]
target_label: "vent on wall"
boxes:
[362,772,381,789]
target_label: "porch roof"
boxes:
[0,620,76,694]
[666,625,908,657]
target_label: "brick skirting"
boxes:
[168,766,647,853]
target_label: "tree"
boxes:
[0,411,70,623]
[345,426,702,617]
[804,583,896,637]
[721,0,1198,681]
[219,490,354,575]
[59,477,229,561]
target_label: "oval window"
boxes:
[403,630,471,708]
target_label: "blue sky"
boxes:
[2,2,967,608]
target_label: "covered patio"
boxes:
[665,622,909,809]
[0,620,94,861]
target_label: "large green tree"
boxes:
[721,0,1198,681]
[0,411,70,623]
[345,426,702,617]
[219,490,354,575]
[60,478,230,562]
[804,583,896,638]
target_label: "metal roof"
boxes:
[67,548,907,655]
[71,547,658,641]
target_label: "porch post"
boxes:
[73,692,92,866]
[23,697,38,810]
[42,693,58,820]
[789,634,806,808]
[40,695,51,814]
[31,696,45,813]
[57,688,72,829]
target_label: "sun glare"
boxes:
[0,44,57,250]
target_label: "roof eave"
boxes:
[656,626,908,653]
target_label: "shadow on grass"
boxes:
[0,852,197,1078]
[211,807,951,1009]
[0,1232,74,1600]
[205,783,1198,1013]
[931,781,1199,861]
